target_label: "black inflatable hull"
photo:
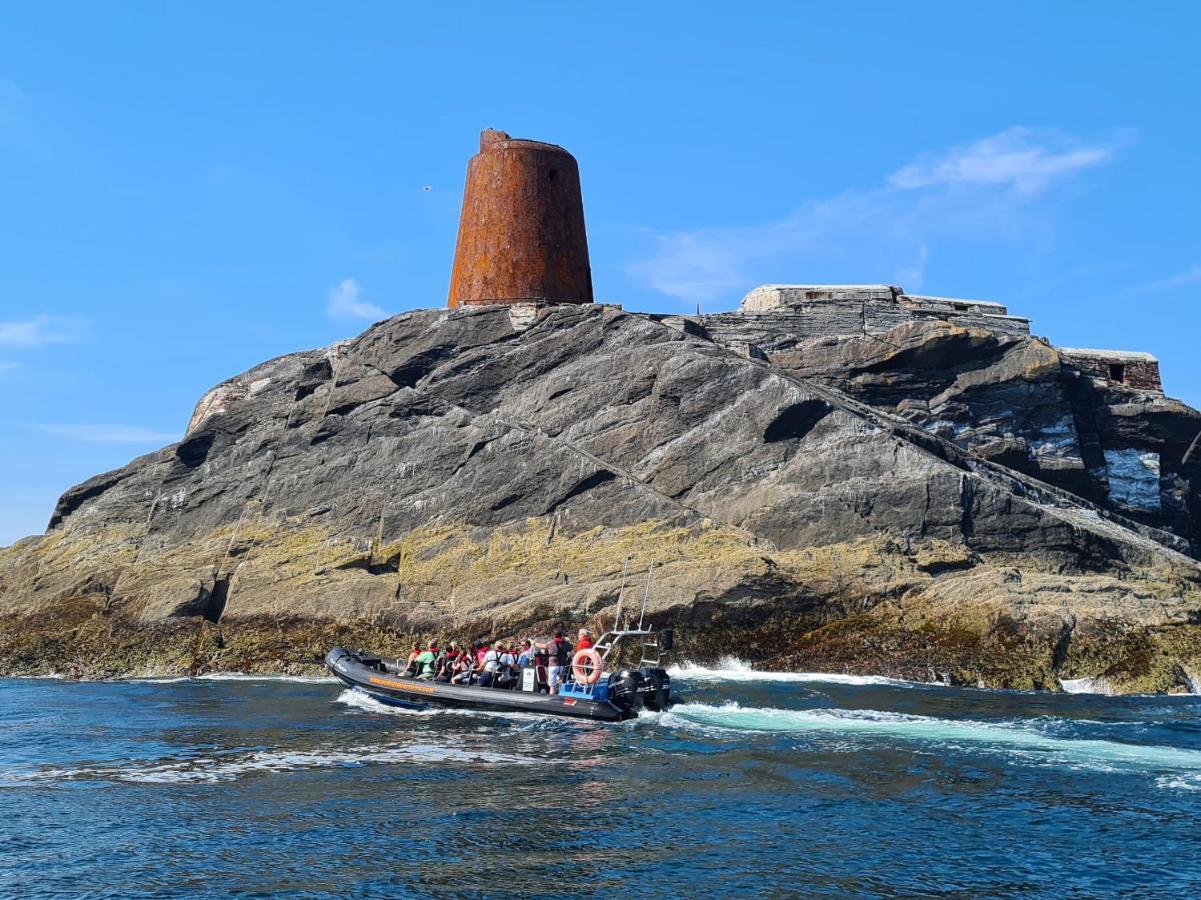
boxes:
[325,648,627,722]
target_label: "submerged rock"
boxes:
[3,295,1201,691]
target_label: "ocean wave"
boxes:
[651,702,1201,774]
[7,740,540,785]
[7,673,71,681]
[667,657,919,687]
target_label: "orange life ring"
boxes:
[572,648,603,685]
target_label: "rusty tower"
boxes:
[447,129,593,308]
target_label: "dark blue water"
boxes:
[4,662,1201,898]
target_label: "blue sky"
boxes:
[2,2,1200,545]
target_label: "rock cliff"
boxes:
[3,293,1201,690]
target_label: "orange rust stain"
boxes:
[447,129,593,308]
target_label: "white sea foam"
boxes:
[1156,774,1201,792]
[1179,666,1201,695]
[196,673,338,684]
[652,701,1201,774]
[130,673,338,684]
[667,657,917,687]
[9,673,70,681]
[335,688,547,723]
[1058,676,1116,695]
[11,740,540,785]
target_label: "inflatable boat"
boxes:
[326,627,673,722]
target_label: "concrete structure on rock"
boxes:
[1059,348,1162,392]
[672,284,1164,394]
[732,283,1032,338]
[448,129,593,308]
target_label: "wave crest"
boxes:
[667,657,917,687]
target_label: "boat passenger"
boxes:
[516,639,532,669]
[414,642,439,679]
[576,628,594,652]
[404,643,422,676]
[515,640,533,690]
[546,630,574,695]
[492,643,508,688]
[479,643,501,688]
[496,643,519,689]
[434,644,458,683]
[450,653,474,685]
[534,642,550,693]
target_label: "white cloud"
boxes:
[326,278,387,321]
[0,361,17,375]
[1130,265,1201,294]
[37,423,180,444]
[0,314,87,347]
[628,127,1124,303]
[888,127,1115,195]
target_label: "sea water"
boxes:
[3,663,1201,897]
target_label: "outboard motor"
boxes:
[608,669,646,718]
[640,667,671,711]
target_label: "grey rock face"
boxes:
[17,303,1200,581]
[3,298,1201,690]
[698,291,1201,554]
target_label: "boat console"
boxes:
[557,626,673,715]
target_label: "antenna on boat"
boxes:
[613,557,630,631]
[638,562,654,630]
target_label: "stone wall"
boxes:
[696,284,1032,355]
[693,288,1162,399]
[1060,348,1163,393]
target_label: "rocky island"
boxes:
[3,131,1200,692]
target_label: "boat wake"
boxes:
[6,740,541,785]
[647,701,1201,781]
[335,688,553,724]
[667,657,918,687]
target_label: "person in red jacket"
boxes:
[575,628,594,652]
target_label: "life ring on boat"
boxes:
[572,648,603,685]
